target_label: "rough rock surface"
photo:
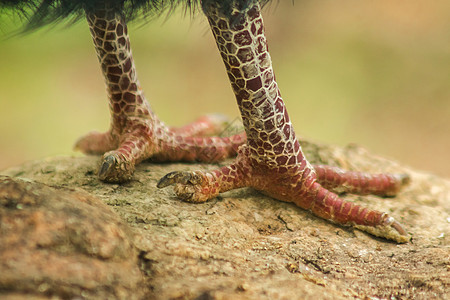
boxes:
[0,176,143,299]
[1,140,449,299]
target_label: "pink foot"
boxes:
[158,146,410,243]
[158,1,411,243]
[75,115,246,182]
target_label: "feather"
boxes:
[1,0,271,31]
[1,0,200,31]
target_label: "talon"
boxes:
[97,154,134,183]
[157,171,211,203]
[157,171,179,188]
[157,171,195,188]
[383,216,408,236]
[391,220,407,236]
[98,155,117,180]
[397,173,411,186]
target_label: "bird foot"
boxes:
[75,115,246,183]
[157,171,215,203]
[157,145,411,243]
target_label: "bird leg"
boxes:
[75,3,246,182]
[158,0,410,243]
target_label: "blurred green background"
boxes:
[1,0,449,177]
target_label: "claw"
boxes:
[157,171,183,188]
[384,173,411,197]
[358,215,410,243]
[157,171,202,188]
[391,221,407,237]
[383,216,407,236]
[157,171,211,203]
[98,155,117,180]
[98,153,134,183]
[397,173,411,186]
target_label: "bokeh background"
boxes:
[1,0,449,178]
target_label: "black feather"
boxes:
[1,0,201,31]
[1,0,271,31]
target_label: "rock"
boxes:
[1,140,449,299]
[0,176,144,299]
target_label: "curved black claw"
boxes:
[99,155,117,180]
[157,171,203,189]
[157,171,210,203]
[98,153,134,183]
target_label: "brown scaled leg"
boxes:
[158,1,410,243]
[75,3,246,182]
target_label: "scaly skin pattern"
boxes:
[158,0,411,243]
[75,3,246,182]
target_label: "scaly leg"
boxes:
[158,1,410,243]
[75,3,246,182]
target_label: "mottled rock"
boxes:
[0,176,144,299]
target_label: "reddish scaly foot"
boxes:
[158,1,411,243]
[75,114,246,182]
[158,145,411,243]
